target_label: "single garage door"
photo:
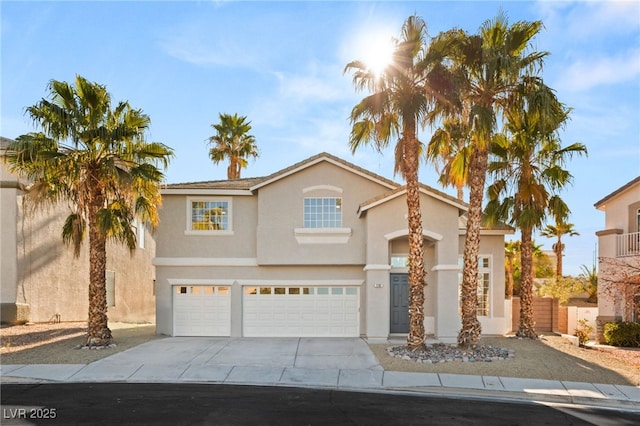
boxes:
[243,286,359,337]
[173,285,231,336]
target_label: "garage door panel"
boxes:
[243,286,359,337]
[173,286,231,337]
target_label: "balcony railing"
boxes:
[617,231,640,257]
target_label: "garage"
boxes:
[243,286,359,337]
[173,285,231,336]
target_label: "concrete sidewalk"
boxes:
[1,337,639,412]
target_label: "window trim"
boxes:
[185,196,234,236]
[303,196,343,228]
[294,227,352,244]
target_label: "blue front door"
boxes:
[390,273,409,333]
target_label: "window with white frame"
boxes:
[458,255,491,316]
[188,198,232,233]
[303,197,342,228]
[132,218,145,249]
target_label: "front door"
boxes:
[390,273,409,333]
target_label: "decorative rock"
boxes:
[386,343,513,363]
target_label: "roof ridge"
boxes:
[166,176,266,187]
[250,152,400,191]
[594,175,640,208]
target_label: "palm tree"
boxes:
[579,263,598,303]
[344,15,453,350]
[438,13,548,347]
[208,113,258,179]
[2,75,173,346]
[540,221,579,278]
[427,116,471,200]
[504,240,520,297]
[485,78,587,339]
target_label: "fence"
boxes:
[511,297,598,339]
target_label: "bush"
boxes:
[574,319,593,346]
[603,322,640,347]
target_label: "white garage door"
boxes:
[243,286,359,337]
[173,285,231,336]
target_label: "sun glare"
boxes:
[346,24,397,78]
[362,37,394,76]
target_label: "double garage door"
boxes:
[173,285,358,337]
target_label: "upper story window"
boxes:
[303,197,342,228]
[186,197,233,235]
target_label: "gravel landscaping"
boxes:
[1,322,164,365]
[1,322,638,386]
[371,335,640,386]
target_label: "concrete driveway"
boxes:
[94,337,382,370]
[50,337,382,384]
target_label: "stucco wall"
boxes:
[155,264,365,336]
[596,179,639,320]
[600,182,640,231]
[1,159,28,322]
[256,162,391,265]
[5,197,156,324]
[155,194,258,259]
[363,191,462,340]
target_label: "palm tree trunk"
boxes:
[458,147,487,348]
[227,161,235,179]
[555,237,563,278]
[517,227,537,339]
[506,260,514,298]
[86,191,112,346]
[405,131,426,351]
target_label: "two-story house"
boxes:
[595,176,640,337]
[1,136,156,324]
[154,152,512,342]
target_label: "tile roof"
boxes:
[164,177,265,190]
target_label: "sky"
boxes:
[2,0,639,276]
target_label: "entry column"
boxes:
[364,265,390,342]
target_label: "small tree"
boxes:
[537,276,584,305]
[599,257,640,322]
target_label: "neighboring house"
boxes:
[154,152,512,342]
[595,176,640,337]
[0,136,156,324]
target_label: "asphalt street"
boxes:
[1,383,638,425]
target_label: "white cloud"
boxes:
[536,0,640,40]
[158,30,257,68]
[275,72,343,103]
[556,49,640,92]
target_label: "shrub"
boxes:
[603,322,640,347]
[574,319,593,346]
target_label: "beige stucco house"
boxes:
[0,136,156,324]
[154,152,512,342]
[595,176,640,334]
